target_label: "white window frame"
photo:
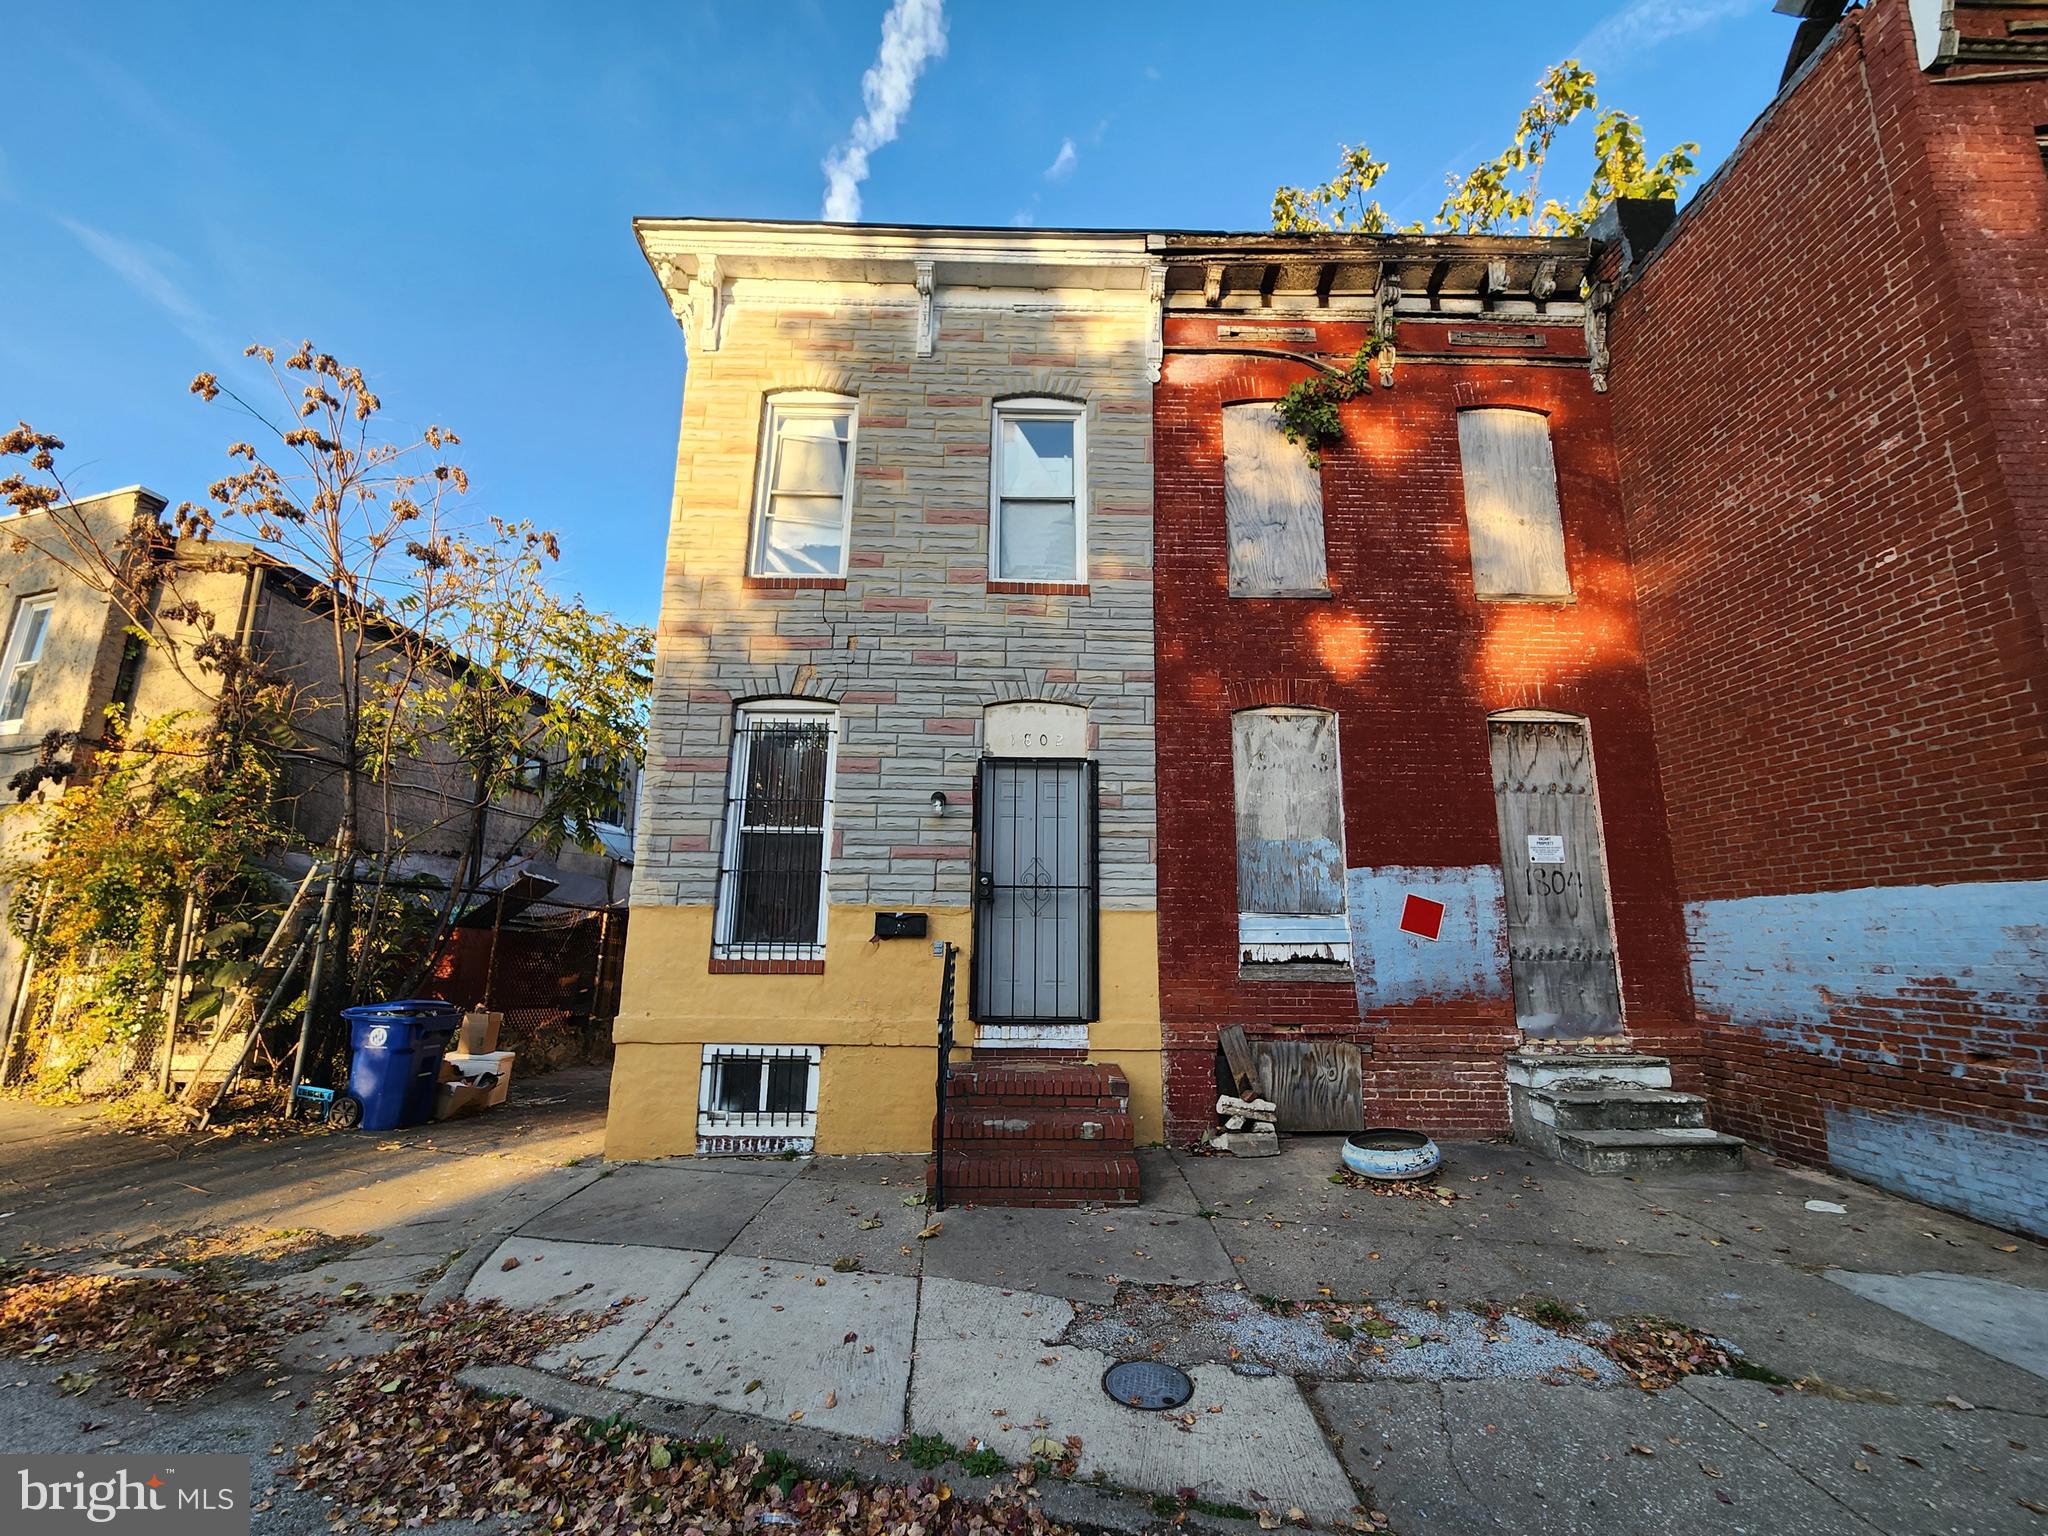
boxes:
[713,700,838,959]
[696,1044,821,1153]
[749,393,859,579]
[0,592,56,729]
[989,397,1087,584]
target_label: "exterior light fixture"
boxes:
[930,790,949,815]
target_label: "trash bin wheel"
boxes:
[328,1094,364,1130]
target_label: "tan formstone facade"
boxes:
[612,222,1166,1156]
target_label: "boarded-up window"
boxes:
[1223,404,1328,596]
[1457,408,1571,598]
[1232,709,1349,963]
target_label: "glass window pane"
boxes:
[997,499,1077,582]
[759,498,845,576]
[714,1058,762,1113]
[766,1058,809,1114]
[743,723,829,828]
[773,413,849,496]
[18,603,51,662]
[0,673,29,722]
[999,417,1074,497]
[733,832,825,942]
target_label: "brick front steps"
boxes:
[929,1060,1140,1207]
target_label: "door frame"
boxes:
[968,755,1101,1030]
[1485,708,1628,1039]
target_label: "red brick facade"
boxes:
[1153,310,1698,1144]
[1604,0,2048,1227]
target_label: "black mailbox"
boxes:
[874,911,929,940]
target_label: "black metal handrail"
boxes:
[933,941,957,1212]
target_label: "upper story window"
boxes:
[0,592,56,728]
[715,701,837,962]
[991,398,1086,584]
[751,394,857,578]
[1223,403,1328,597]
[1232,707,1350,967]
[1457,408,1571,599]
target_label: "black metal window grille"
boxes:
[698,1045,819,1134]
[715,712,834,959]
[970,757,1099,1024]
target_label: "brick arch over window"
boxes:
[992,375,1091,405]
[728,665,842,708]
[761,368,863,400]
[1221,678,1336,713]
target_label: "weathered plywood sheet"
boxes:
[1250,1039,1363,1133]
[1223,405,1329,597]
[1489,719,1622,1039]
[1232,710,1345,916]
[1458,409,1570,598]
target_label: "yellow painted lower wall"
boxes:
[604,904,1163,1159]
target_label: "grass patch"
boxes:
[958,1446,1007,1477]
[1729,1357,1791,1386]
[903,1432,959,1470]
[1518,1295,1585,1332]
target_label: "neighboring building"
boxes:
[612,222,1164,1164]
[1149,235,1699,1144]
[1600,0,2048,1234]
[0,490,634,1041]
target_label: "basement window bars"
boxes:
[713,705,837,961]
[697,1044,820,1150]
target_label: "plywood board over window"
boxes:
[1223,404,1328,597]
[1458,408,1571,599]
[1232,708,1349,964]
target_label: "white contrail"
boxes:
[821,0,949,222]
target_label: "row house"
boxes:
[611,222,1167,1196]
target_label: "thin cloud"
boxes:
[56,215,233,358]
[821,0,949,222]
[1569,0,1749,65]
[1044,137,1077,182]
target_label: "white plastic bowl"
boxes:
[1342,1128,1442,1181]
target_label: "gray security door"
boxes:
[972,758,1098,1024]
[1489,717,1624,1040]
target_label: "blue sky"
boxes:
[3,1,1791,626]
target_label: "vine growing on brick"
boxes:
[1274,339,1395,468]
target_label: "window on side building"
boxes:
[0,592,56,727]
[991,398,1086,584]
[1223,403,1328,596]
[714,702,837,961]
[750,394,857,578]
[1456,407,1572,599]
[1232,707,1351,968]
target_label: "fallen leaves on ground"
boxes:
[1597,1318,1733,1390]
[1329,1172,1464,1206]
[0,1269,315,1402]
[298,1298,1080,1536]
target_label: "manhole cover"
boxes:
[1101,1360,1194,1410]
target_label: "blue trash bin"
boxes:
[340,1000,461,1131]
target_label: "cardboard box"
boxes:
[458,1011,502,1055]
[435,1080,494,1120]
[441,1049,514,1109]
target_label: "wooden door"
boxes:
[1488,717,1623,1039]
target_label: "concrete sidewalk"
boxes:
[438,1140,2048,1535]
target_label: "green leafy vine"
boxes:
[1275,339,1396,468]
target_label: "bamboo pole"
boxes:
[179,863,323,1107]
[156,891,198,1096]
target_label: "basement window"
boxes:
[1223,404,1328,596]
[1232,708,1351,968]
[1457,408,1572,599]
[697,1044,820,1154]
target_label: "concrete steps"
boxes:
[1506,1049,1746,1176]
[930,1060,1139,1207]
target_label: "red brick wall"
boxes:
[1152,316,1698,1144]
[1605,0,2048,1222]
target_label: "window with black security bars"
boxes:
[698,1045,820,1138]
[714,710,836,960]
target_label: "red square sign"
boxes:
[1399,894,1446,941]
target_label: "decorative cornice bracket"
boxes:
[1144,264,1167,384]
[1583,276,1616,393]
[914,260,936,358]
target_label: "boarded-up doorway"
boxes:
[1488,715,1624,1040]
